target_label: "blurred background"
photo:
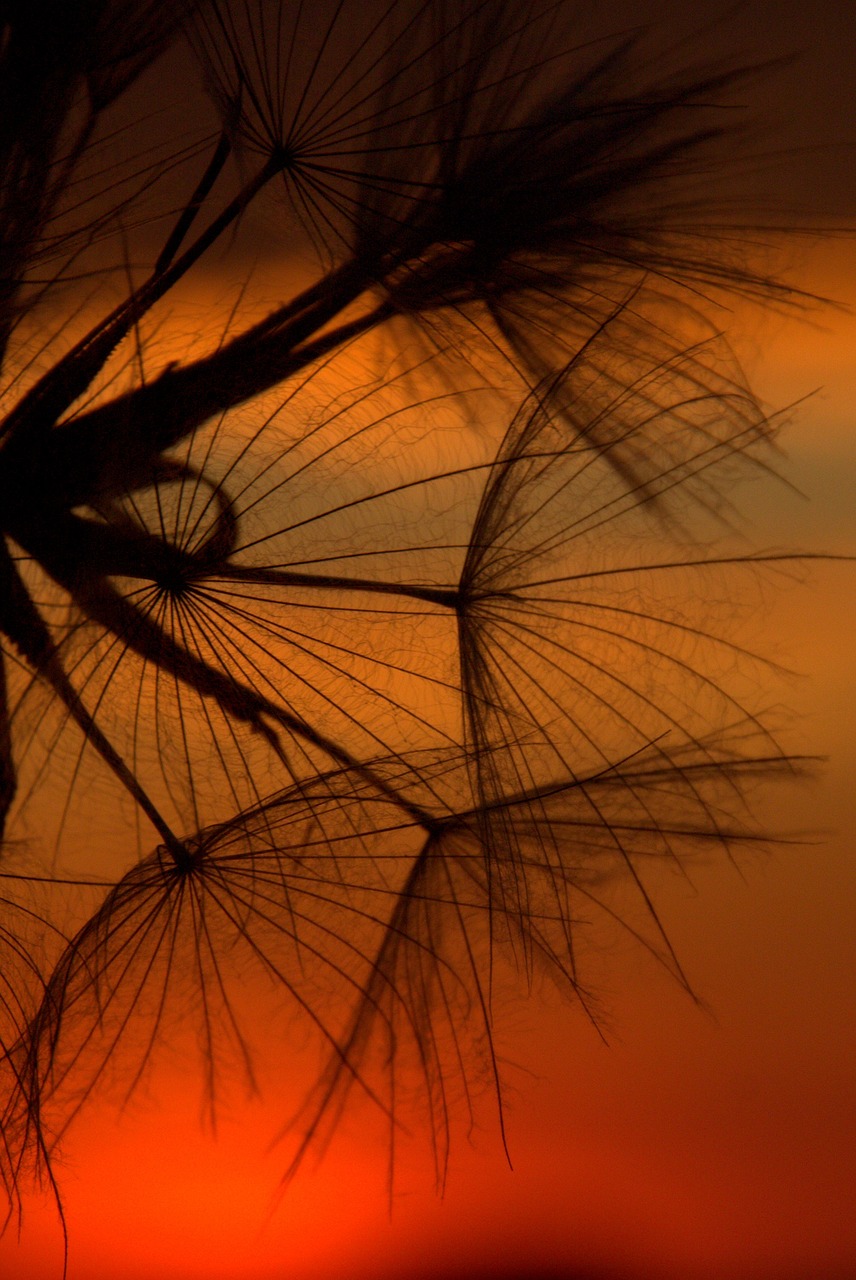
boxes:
[1,3,854,1277]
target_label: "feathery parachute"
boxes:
[0,0,824,1242]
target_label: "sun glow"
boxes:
[0,3,853,1278]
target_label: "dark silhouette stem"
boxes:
[214,564,460,608]
[0,540,185,862]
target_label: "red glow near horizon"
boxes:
[4,546,855,1280]
[2,243,855,1280]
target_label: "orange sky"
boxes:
[1,232,854,1280]
[2,4,856,1270]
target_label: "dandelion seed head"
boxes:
[0,0,838,1248]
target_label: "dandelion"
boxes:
[0,0,832,1258]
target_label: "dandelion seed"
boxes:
[0,0,837,1259]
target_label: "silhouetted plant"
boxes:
[0,0,828,1256]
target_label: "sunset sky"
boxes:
[1,3,854,1279]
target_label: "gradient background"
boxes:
[2,4,854,1278]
